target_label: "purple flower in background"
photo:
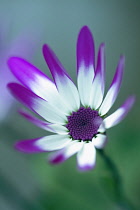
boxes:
[8,26,135,171]
[0,26,40,122]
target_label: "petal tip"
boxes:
[7,82,17,92]
[78,25,93,38]
[7,82,12,89]
[42,43,47,52]
[42,44,50,56]
[49,154,66,164]
[15,139,45,153]
[100,43,105,48]
[120,55,125,64]
[7,56,20,67]
[14,141,30,153]
[131,95,136,102]
[127,95,136,108]
[78,164,96,172]
[7,57,16,71]
[80,25,91,32]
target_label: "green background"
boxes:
[0,0,139,209]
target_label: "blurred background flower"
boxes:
[0,0,139,209]
[0,23,41,122]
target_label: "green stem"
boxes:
[98,149,135,210]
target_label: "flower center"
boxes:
[66,107,103,141]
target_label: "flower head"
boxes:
[8,26,135,171]
[0,25,40,122]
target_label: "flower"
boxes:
[8,26,135,171]
[0,25,40,122]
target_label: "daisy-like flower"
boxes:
[8,26,135,171]
[0,24,40,122]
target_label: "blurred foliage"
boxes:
[0,0,140,209]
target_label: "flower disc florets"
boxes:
[66,107,103,141]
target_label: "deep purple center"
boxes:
[66,107,102,141]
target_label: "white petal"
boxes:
[62,141,83,158]
[89,43,105,109]
[104,109,124,129]
[99,85,117,115]
[49,140,83,164]
[99,56,125,116]
[55,74,80,112]
[35,134,71,151]
[77,26,95,106]
[8,83,67,124]
[8,57,70,115]
[19,109,68,134]
[34,97,67,124]
[50,124,69,134]
[98,122,106,133]
[32,75,71,115]
[103,96,135,129]
[93,134,107,149]
[89,73,103,109]
[77,142,96,171]
[77,64,95,106]
[43,44,80,113]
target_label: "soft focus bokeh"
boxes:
[0,0,139,209]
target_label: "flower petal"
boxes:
[99,56,125,115]
[49,140,83,164]
[103,96,135,129]
[35,135,71,151]
[89,43,105,109]
[77,26,95,106]
[77,142,96,171]
[15,138,47,153]
[43,44,80,112]
[8,57,69,114]
[98,122,106,133]
[15,135,71,153]
[8,57,55,99]
[8,83,67,124]
[19,109,68,134]
[93,134,107,149]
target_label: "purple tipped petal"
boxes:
[103,95,135,129]
[77,142,96,171]
[8,57,69,114]
[34,135,71,151]
[49,141,83,165]
[8,83,38,108]
[43,44,80,111]
[8,57,55,100]
[77,26,95,106]
[43,44,70,79]
[15,138,47,153]
[15,135,71,153]
[78,165,94,171]
[77,26,95,72]
[49,153,66,164]
[99,56,125,115]
[19,109,54,131]
[89,43,105,109]
[19,109,68,134]
[95,43,106,93]
[8,83,66,124]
